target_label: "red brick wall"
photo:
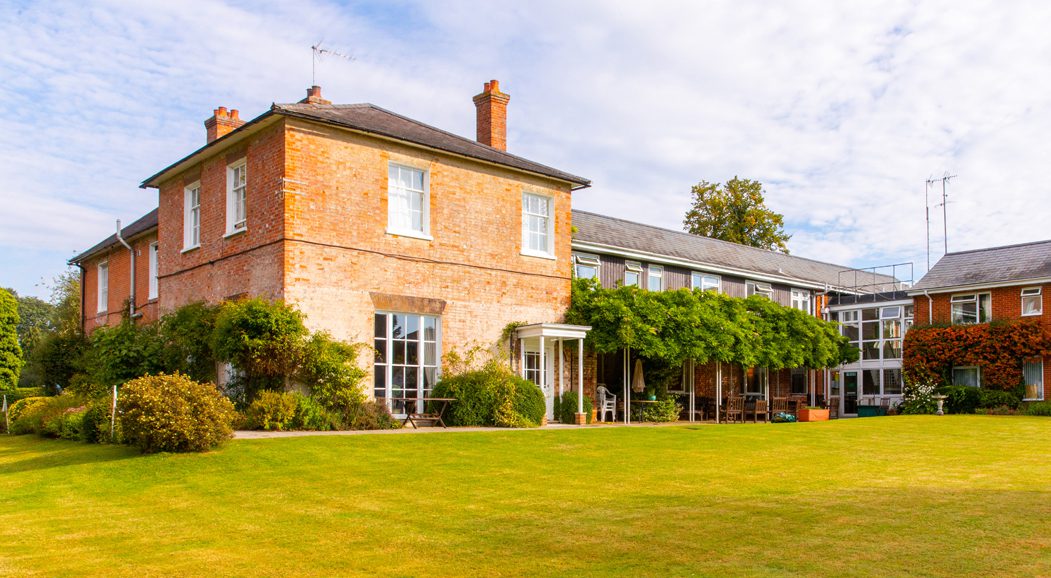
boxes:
[156,122,287,312]
[913,284,1050,399]
[280,119,574,359]
[81,232,159,333]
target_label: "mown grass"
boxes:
[1,416,1049,577]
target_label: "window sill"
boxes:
[1021,312,1043,317]
[386,228,433,241]
[181,245,200,254]
[1023,398,1044,402]
[224,227,247,239]
[521,250,556,261]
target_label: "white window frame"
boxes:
[183,182,201,250]
[573,253,600,280]
[226,159,247,236]
[747,280,773,299]
[1021,287,1042,316]
[97,261,109,313]
[386,163,431,239]
[952,366,981,388]
[373,312,442,417]
[692,272,721,292]
[1023,358,1044,401]
[950,292,991,325]
[624,261,643,287]
[148,242,159,300]
[521,192,555,258]
[791,288,811,313]
[647,264,664,291]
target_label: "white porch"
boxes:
[515,323,591,424]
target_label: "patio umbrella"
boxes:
[632,358,646,393]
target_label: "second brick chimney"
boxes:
[204,107,245,143]
[473,79,510,151]
[300,85,332,105]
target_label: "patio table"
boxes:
[390,397,456,429]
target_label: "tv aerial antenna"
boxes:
[925,172,957,269]
[311,42,355,86]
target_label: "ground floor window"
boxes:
[952,366,980,387]
[744,367,767,397]
[524,351,541,384]
[374,312,440,414]
[790,368,807,395]
[1023,359,1044,400]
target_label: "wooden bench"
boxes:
[392,397,456,429]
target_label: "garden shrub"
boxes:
[157,301,221,383]
[938,385,981,414]
[86,321,167,388]
[976,405,1019,415]
[432,361,546,427]
[291,393,335,431]
[899,375,937,414]
[10,394,82,436]
[556,391,593,424]
[299,332,367,416]
[245,390,298,431]
[211,298,308,401]
[1025,401,1051,417]
[347,400,401,430]
[81,396,121,444]
[119,373,236,453]
[30,332,87,393]
[978,389,1020,410]
[634,397,682,422]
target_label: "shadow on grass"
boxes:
[0,435,138,475]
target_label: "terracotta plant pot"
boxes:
[797,408,830,422]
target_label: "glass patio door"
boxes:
[843,371,859,415]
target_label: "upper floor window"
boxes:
[183,182,200,250]
[387,163,430,238]
[692,272,721,292]
[573,253,600,279]
[1021,287,1042,316]
[226,160,247,235]
[951,293,991,324]
[148,242,159,300]
[746,280,773,299]
[647,264,663,291]
[624,261,642,287]
[522,192,554,257]
[97,262,109,313]
[791,289,811,313]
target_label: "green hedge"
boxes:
[432,362,546,428]
[555,391,593,424]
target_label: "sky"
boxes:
[2,0,1051,298]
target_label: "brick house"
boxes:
[74,81,594,417]
[908,240,1051,401]
[71,80,910,422]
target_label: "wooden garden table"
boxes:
[391,397,456,429]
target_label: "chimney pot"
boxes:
[473,79,510,151]
[205,105,246,144]
[301,85,332,105]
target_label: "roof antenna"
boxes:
[311,41,355,87]
[925,172,957,268]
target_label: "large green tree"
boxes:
[0,288,23,390]
[683,177,792,254]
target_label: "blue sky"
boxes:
[3,0,1051,297]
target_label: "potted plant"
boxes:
[797,406,830,422]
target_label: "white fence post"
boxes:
[110,385,118,442]
[3,394,8,434]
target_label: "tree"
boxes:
[48,269,82,337]
[0,288,23,390]
[683,177,791,253]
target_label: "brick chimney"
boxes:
[204,107,245,143]
[473,79,510,150]
[300,85,332,105]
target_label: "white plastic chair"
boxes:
[597,384,617,422]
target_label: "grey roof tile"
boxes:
[70,208,158,264]
[911,239,1051,291]
[572,210,899,291]
[274,102,590,186]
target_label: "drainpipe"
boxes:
[922,290,933,324]
[114,219,139,320]
[74,262,86,335]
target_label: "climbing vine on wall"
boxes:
[902,320,1051,391]
[564,278,855,369]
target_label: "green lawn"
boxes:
[1,416,1050,577]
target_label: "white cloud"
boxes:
[3,0,1051,296]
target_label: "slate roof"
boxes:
[572,210,900,292]
[911,239,1051,292]
[273,102,590,186]
[69,208,158,264]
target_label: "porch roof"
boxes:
[516,323,591,340]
